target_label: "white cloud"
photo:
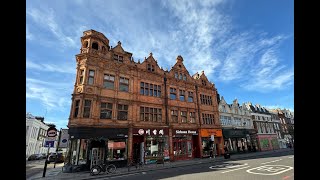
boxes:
[26,7,77,48]
[265,105,294,112]
[26,78,73,111]
[26,59,76,74]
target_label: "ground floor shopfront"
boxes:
[67,127,224,169]
[256,134,279,151]
[222,128,258,154]
[199,129,224,157]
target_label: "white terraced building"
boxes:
[26,113,57,159]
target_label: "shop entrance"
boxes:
[173,136,193,160]
[132,136,144,163]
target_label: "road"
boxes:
[94,153,294,180]
[26,159,64,179]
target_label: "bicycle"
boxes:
[90,160,117,176]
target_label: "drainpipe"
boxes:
[195,85,201,127]
[164,77,169,125]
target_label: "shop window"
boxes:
[107,140,127,161]
[145,136,168,159]
[119,77,129,92]
[100,102,112,119]
[103,74,115,89]
[83,100,92,118]
[117,104,128,120]
[78,139,88,165]
[171,110,178,123]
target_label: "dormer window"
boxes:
[183,75,186,81]
[92,42,99,50]
[175,72,178,79]
[202,80,206,86]
[113,54,123,62]
[179,73,182,80]
[147,64,155,72]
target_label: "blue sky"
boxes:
[26,0,294,129]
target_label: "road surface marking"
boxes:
[261,159,282,164]
[221,166,250,173]
[246,165,293,175]
[209,163,248,170]
[283,175,291,179]
[288,156,294,159]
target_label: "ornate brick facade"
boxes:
[67,29,222,168]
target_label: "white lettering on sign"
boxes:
[47,130,57,137]
[159,129,164,135]
[146,129,150,135]
[138,129,145,135]
[176,130,187,134]
[188,130,196,134]
[153,129,157,135]
[176,130,196,134]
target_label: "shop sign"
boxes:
[133,128,168,136]
[173,129,198,135]
[200,129,222,137]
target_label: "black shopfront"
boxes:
[68,127,128,169]
[222,128,257,153]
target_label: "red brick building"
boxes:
[67,29,222,169]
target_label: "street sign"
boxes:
[58,129,69,148]
[44,141,54,147]
[46,137,56,141]
[47,127,57,137]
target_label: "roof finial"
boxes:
[118,41,121,45]
[150,52,153,57]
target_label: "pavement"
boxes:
[28,148,294,180]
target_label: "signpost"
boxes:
[43,126,57,177]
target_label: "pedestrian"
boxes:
[224,146,228,153]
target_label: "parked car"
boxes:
[48,153,65,163]
[28,154,43,161]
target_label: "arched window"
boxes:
[83,41,88,48]
[92,42,99,50]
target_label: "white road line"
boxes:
[221,166,250,173]
[288,156,294,159]
[261,159,282,164]
[209,163,248,170]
